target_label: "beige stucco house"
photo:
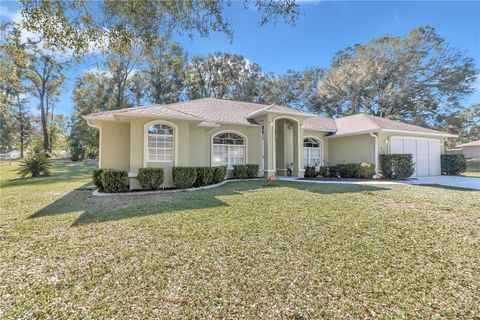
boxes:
[456,140,480,158]
[84,98,456,188]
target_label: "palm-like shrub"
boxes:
[17,154,52,178]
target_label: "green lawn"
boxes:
[1,160,479,319]
[464,158,480,177]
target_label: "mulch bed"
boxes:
[301,177,405,182]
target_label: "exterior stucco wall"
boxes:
[327,134,375,165]
[100,122,130,170]
[461,146,480,158]
[100,117,263,188]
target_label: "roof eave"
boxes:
[114,112,203,122]
[381,129,458,138]
[327,129,380,138]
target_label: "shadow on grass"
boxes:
[29,180,389,226]
[416,184,479,191]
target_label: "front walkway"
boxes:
[277,175,480,190]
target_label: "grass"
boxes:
[1,160,479,319]
[463,158,480,177]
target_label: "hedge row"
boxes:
[337,163,375,179]
[173,166,227,189]
[379,154,415,180]
[441,154,466,175]
[306,163,374,179]
[93,164,260,193]
[232,164,259,179]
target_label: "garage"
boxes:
[389,136,441,177]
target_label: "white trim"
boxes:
[86,120,102,168]
[210,130,248,168]
[326,129,379,138]
[272,115,302,175]
[143,120,179,167]
[369,132,379,176]
[303,136,324,167]
[381,129,456,138]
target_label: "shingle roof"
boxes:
[84,97,336,131]
[334,113,456,137]
[457,140,480,147]
[84,98,454,137]
[304,116,336,132]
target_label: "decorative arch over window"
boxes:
[147,123,174,162]
[212,132,246,169]
[303,137,322,167]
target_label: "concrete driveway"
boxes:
[404,175,480,190]
[278,175,480,190]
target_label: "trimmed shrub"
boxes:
[246,164,259,178]
[441,154,466,175]
[101,169,129,193]
[379,155,394,179]
[233,165,247,179]
[212,166,227,183]
[325,165,338,177]
[173,167,197,189]
[304,166,316,178]
[380,154,415,179]
[337,163,375,179]
[318,166,328,177]
[17,154,51,178]
[137,168,164,190]
[92,169,104,189]
[194,167,214,187]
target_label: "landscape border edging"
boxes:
[92,178,265,197]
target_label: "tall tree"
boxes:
[185,52,264,102]
[24,45,66,154]
[19,0,299,56]
[143,39,187,104]
[103,51,137,110]
[0,24,28,111]
[260,68,325,110]
[70,72,105,160]
[12,95,33,158]
[313,26,478,125]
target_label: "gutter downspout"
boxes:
[86,119,102,169]
[369,132,380,178]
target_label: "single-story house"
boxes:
[456,140,480,158]
[84,98,456,188]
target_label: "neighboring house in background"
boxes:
[456,140,480,158]
[84,98,456,188]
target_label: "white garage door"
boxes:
[390,137,441,177]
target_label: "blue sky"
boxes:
[1,1,479,117]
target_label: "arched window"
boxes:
[303,137,322,167]
[212,132,245,169]
[147,124,174,162]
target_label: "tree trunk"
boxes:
[39,92,50,154]
[19,107,24,158]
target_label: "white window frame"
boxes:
[143,120,178,167]
[303,137,323,167]
[211,130,248,169]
